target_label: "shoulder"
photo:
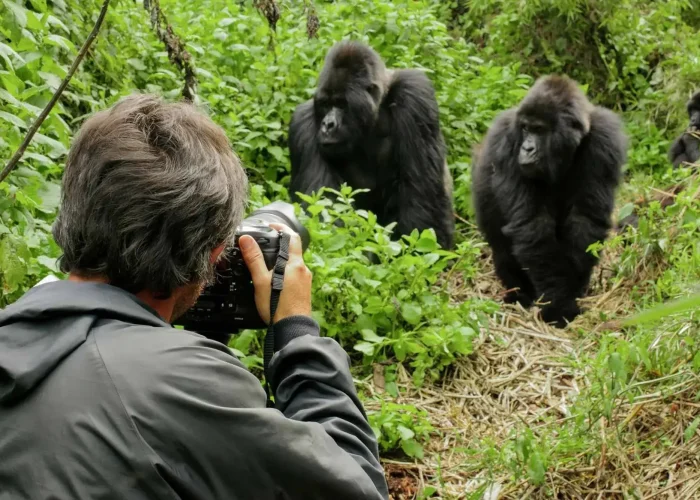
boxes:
[386,69,439,111]
[479,109,518,153]
[389,69,436,93]
[94,325,266,410]
[488,109,517,135]
[589,106,626,138]
[585,106,628,163]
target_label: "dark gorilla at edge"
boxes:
[287,40,455,250]
[472,75,628,327]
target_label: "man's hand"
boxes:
[239,223,312,324]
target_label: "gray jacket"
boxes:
[0,280,388,499]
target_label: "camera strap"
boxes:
[263,230,291,407]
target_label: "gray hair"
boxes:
[52,93,249,298]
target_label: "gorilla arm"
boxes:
[669,132,693,168]
[383,70,455,249]
[288,100,341,203]
[563,106,626,277]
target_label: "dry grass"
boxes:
[370,240,700,499]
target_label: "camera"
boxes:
[176,201,310,342]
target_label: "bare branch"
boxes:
[143,0,197,101]
[305,1,319,39]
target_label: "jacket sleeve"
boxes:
[269,316,389,499]
[103,322,388,500]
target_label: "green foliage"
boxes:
[3,0,700,492]
[298,185,494,385]
[367,400,435,459]
[440,0,700,114]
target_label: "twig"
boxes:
[642,470,700,499]
[304,0,319,39]
[143,0,197,101]
[0,0,112,186]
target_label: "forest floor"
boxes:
[367,213,700,499]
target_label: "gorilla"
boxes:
[472,75,628,327]
[616,91,700,232]
[287,40,455,250]
[669,91,700,168]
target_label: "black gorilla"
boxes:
[616,91,700,232]
[472,75,627,327]
[669,91,700,168]
[288,40,455,249]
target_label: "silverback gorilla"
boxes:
[472,75,628,327]
[288,40,455,249]
[669,91,700,168]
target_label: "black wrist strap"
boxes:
[263,231,291,407]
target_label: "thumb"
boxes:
[239,235,268,284]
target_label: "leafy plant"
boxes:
[367,401,435,459]
[297,185,493,385]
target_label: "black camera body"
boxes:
[176,201,309,342]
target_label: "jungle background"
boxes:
[2,0,700,497]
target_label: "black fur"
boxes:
[669,91,700,168]
[472,75,627,327]
[288,41,455,249]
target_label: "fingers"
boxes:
[268,222,303,259]
[238,235,268,286]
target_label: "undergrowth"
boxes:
[2,0,700,497]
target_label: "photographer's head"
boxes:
[52,93,248,320]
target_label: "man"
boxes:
[0,94,389,499]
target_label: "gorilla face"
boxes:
[313,46,385,160]
[516,108,587,181]
[516,115,548,176]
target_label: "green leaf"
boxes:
[394,341,407,361]
[385,381,398,397]
[415,234,437,252]
[29,0,47,12]
[396,424,415,441]
[685,416,700,442]
[4,0,28,28]
[608,353,626,383]
[325,233,348,252]
[527,451,546,485]
[360,329,384,343]
[47,34,75,52]
[624,293,700,326]
[32,133,67,158]
[401,302,422,325]
[0,42,24,67]
[127,58,147,71]
[354,341,375,356]
[423,253,440,266]
[36,256,58,272]
[37,181,61,213]
[0,111,25,129]
[400,438,424,458]
[0,237,28,293]
[267,146,284,162]
[618,202,635,220]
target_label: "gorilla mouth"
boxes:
[518,152,538,166]
[320,137,342,145]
